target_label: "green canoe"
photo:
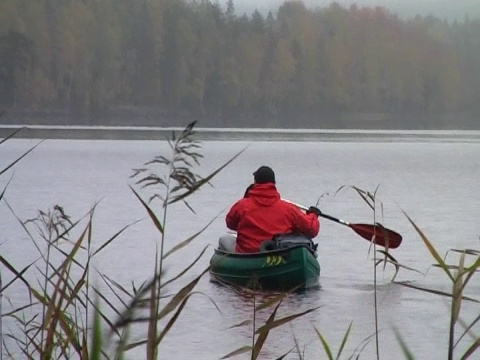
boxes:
[209,235,320,292]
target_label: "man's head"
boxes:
[253,166,276,184]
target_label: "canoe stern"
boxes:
[209,246,320,291]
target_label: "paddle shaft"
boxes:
[282,199,402,249]
[283,200,351,227]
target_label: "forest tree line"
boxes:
[0,0,479,129]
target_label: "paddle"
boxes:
[283,199,402,249]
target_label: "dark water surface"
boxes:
[1,137,479,359]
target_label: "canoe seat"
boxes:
[266,233,318,254]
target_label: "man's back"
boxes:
[226,183,319,253]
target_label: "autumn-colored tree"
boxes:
[0,0,478,128]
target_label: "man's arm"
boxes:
[225,201,241,230]
[290,206,320,238]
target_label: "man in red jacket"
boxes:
[222,166,321,253]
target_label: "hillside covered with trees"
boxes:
[0,0,479,129]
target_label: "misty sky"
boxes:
[227,0,477,21]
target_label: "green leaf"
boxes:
[220,346,253,359]
[393,327,415,360]
[0,126,26,145]
[0,139,43,177]
[252,301,281,360]
[162,213,219,259]
[402,210,454,282]
[226,319,253,329]
[255,306,321,334]
[161,245,209,288]
[460,336,480,359]
[167,147,247,205]
[313,325,334,360]
[157,267,210,320]
[396,281,479,303]
[92,220,141,257]
[129,185,164,234]
[336,321,352,359]
[90,297,103,360]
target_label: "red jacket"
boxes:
[225,183,320,253]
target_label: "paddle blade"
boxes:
[350,223,402,249]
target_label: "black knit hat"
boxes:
[253,166,276,184]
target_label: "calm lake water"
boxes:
[1,135,480,359]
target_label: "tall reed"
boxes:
[395,213,480,359]
[1,127,42,360]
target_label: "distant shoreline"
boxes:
[2,125,480,143]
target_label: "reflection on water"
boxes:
[1,138,479,359]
